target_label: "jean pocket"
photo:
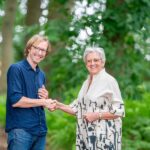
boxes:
[8,129,32,150]
[14,129,31,140]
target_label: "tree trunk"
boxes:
[25,0,41,25]
[0,0,17,93]
[25,0,41,41]
[47,0,73,50]
[48,0,73,20]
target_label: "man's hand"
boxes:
[38,85,49,99]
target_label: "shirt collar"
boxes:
[23,59,40,72]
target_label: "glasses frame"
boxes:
[86,58,101,64]
[32,45,47,54]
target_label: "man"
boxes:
[6,34,54,150]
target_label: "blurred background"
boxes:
[0,0,150,149]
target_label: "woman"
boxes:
[56,47,125,150]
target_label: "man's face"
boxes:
[27,41,48,65]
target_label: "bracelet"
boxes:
[99,112,102,120]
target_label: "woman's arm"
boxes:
[84,112,121,123]
[56,101,76,115]
[101,112,121,120]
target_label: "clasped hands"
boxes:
[43,99,57,111]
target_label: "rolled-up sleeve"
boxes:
[7,65,23,105]
[109,79,125,117]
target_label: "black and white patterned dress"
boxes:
[70,69,125,150]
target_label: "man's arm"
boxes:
[12,96,53,108]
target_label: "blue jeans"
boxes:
[7,129,46,150]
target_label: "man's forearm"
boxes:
[12,96,50,108]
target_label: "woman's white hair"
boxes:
[83,46,106,64]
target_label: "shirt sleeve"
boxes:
[7,64,23,105]
[69,99,78,114]
[109,79,125,117]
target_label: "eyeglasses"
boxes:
[32,45,47,53]
[86,58,101,64]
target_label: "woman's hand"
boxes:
[83,112,99,123]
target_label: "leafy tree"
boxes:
[65,0,150,99]
[0,0,149,98]
[102,0,150,99]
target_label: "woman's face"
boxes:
[85,52,104,76]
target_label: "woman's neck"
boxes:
[86,75,93,93]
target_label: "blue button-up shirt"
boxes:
[5,59,47,136]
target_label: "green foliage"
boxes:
[46,110,76,150]
[0,0,5,35]
[0,0,4,9]
[122,93,150,150]
[41,48,87,100]
[0,94,6,127]
[44,85,79,150]
[100,0,150,99]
